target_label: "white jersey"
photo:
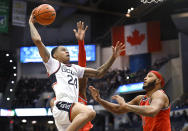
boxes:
[44,56,85,103]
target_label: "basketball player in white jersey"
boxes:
[29,11,125,131]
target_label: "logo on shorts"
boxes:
[56,101,72,112]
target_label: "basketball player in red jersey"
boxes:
[89,70,171,131]
[73,21,93,131]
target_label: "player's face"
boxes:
[56,46,70,63]
[143,72,157,91]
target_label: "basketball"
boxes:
[33,4,56,26]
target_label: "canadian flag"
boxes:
[112,21,161,56]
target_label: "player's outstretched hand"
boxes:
[112,95,126,106]
[89,86,101,102]
[73,21,88,41]
[112,41,125,58]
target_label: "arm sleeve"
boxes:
[78,40,86,67]
[73,64,85,78]
[43,55,60,76]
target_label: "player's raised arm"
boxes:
[73,21,88,41]
[83,41,125,78]
[29,11,50,63]
[73,21,88,67]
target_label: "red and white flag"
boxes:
[112,21,161,56]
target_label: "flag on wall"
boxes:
[12,0,27,27]
[111,26,125,55]
[111,21,161,56]
[0,0,9,33]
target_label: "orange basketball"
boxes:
[33,4,56,26]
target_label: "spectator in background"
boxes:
[183,110,188,122]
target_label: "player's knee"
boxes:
[87,109,96,120]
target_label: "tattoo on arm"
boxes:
[96,55,116,78]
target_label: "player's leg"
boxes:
[78,94,93,131]
[66,102,96,131]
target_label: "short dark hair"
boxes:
[51,46,58,58]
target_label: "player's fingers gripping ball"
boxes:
[33,4,56,25]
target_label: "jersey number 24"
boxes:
[67,75,78,88]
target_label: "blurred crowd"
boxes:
[171,94,188,109]
[171,109,188,131]
[13,78,53,108]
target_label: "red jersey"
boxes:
[78,94,88,105]
[139,90,171,131]
[78,40,93,131]
[78,95,93,131]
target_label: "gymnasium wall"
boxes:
[0,27,24,49]
[169,58,183,100]
[160,58,183,101]
[151,39,179,64]
[0,34,11,49]
[179,33,188,93]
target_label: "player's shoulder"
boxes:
[152,90,168,100]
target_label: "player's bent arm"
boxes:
[83,55,116,78]
[97,95,143,114]
[97,98,125,114]
[29,22,50,63]
[115,95,143,114]
[125,91,167,117]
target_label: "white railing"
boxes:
[141,0,164,4]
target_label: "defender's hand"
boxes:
[73,21,88,41]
